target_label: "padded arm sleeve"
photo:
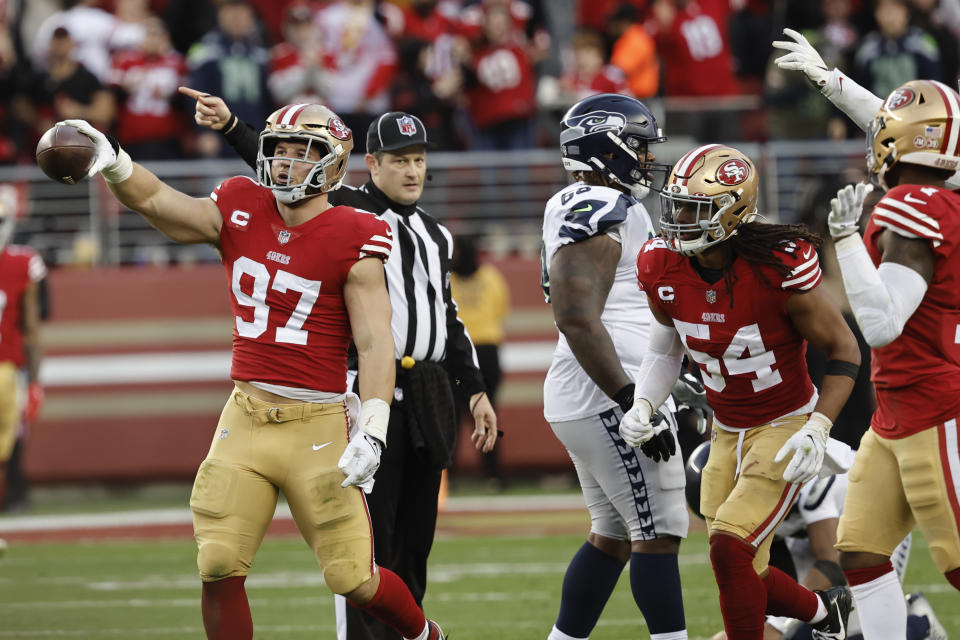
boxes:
[834,234,928,348]
[634,320,684,411]
[820,68,884,132]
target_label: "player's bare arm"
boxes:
[56,120,223,246]
[21,280,42,384]
[107,164,223,245]
[344,257,395,405]
[549,233,631,396]
[785,287,860,422]
[805,518,842,591]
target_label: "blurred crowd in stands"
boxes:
[2,0,960,164]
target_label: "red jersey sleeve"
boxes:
[353,211,393,263]
[871,185,960,259]
[636,237,672,314]
[777,239,823,292]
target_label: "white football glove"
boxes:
[338,434,383,493]
[828,182,874,239]
[57,119,132,182]
[772,28,831,90]
[774,412,832,484]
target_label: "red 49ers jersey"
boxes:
[212,177,392,393]
[636,237,820,429]
[0,245,46,366]
[864,184,960,436]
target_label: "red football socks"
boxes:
[946,566,960,591]
[352,567,426,639]
[844,560,894,586]
[762,565,819,620]
[201,576,253,640]
[709,534,766,640]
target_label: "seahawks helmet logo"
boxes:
[564,111,627,137]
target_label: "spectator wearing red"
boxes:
[459,0,551,65]
[268,3,330,106]
[315,0,397,152]
[565,29,629,99]
[646,0,738,98]
[109,17,188,160]
[463,3,537,150]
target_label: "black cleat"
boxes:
[811,586,854,640]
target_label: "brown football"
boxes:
[35,124,97,185]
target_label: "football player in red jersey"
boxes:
[623,145,862,640]
[826,79,960,639]
[53,107,447,640]
[0,202,46,519]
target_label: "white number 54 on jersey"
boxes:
[232,257,321,345]
[673,320,782,392]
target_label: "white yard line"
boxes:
[0,493,586,534]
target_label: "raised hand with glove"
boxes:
[774,412,832,484]
[828,182,873,239]
[771,28,883,131]
[338,398,389,493]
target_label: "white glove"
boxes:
[338,434,383,493]
[829,182,874,239]
[58,119,132,182]
[772,28,831,89]
[619,398,669,447]
[774,412,832,484]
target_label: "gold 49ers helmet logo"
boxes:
[886,88,915,110]
[716,159,750,185]
[328,117,351,140]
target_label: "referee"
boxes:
[181,88,499,640]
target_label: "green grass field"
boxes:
[1,524,957,639]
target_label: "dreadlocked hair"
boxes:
[716,221,823,306]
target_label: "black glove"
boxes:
[639,411,677,462]
[672,370,711,435]
[611,383,635,414]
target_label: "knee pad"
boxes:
[197,541,244,581]
[323,559,369,595]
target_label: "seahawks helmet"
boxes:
[559,93,671,199]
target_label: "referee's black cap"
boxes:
[367,112,436,153]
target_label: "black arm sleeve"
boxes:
[443,273,487,399]
[222,118,259,172]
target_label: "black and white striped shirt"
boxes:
[333,182,482,383]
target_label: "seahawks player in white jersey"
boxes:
[541,93,690,640]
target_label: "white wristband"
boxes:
[358,398,390,445]
[101,148,133,183]
[807,411,833,432]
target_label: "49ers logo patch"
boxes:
[328,117,351,140]
[716,159,750,185]
[886,88,915,111]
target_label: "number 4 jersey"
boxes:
[212,177,392,393]
[636,237,820,429]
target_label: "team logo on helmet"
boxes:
[397,115,418,136]
[327,117,351,140]
[886,88,915,110]
[278,230,291,245]
[716,159,750,185]
[565,110,627,136]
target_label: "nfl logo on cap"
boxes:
[397,116,418,136]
